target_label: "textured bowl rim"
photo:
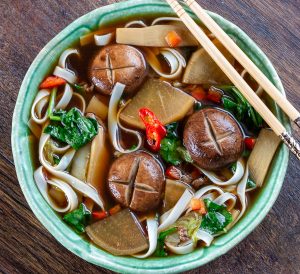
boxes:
[11,0,289,273]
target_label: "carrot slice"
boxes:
[108,204,121,215]
[165,31,182,48]
[190,86,206,101]
[40,76,66,89]
[190,198,207,215]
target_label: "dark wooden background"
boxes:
[0,0,299,273]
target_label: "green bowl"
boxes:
[12,0,289,272]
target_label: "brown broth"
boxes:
[29,16,264,257]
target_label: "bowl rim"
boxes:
[11,0,289,273]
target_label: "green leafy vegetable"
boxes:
[177,146,193,163]
[246,178,256,189]
[165,122,179,139]
[53,154,61,165]
[220,85,263,131]
[72,83,86,95]
[47,87,57,117]
[230,162,237,174]
[159,123,193,165]
[200,199,232,235]
[154,227,177,257]
[63,203,91,233]
[160,138,182,165]
[130,144,138,151]
[44,108,98,150]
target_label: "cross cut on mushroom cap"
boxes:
[183,108,244,170]
[88,44,147,95]
[108,151,165,212]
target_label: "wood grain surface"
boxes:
[0,0,299,273]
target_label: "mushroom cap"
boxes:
[108,151,165,212]
[88,44,147,95]
[183,108,244,170]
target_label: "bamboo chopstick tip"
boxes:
[294,117,300,128]
[280,132,300,161]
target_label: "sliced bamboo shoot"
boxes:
[120,79,195,129]
[116,25,198,47]
[248,129,281,187]
[183,40,235,85]
[86,95,108,121]
[163,179,194,213]
[85,116,111,210]
[70,143,91,181]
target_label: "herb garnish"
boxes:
[63,203,91,234]
[159,122,192,165]
[200,199,232,235]
[220,85,263,131]
[154,227,177,257]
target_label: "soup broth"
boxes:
[28,16,274,258]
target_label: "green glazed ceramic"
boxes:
[12,0,289,272]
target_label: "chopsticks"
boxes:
[165,0,300,161]
[183,0,300,129]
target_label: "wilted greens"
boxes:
[44,108,98,150]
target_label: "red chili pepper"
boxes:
[39,76,66,89]
[190,86,206,101]
[244,137,256,150]
[206,87,223,103]
[92,204,122,220]
[166,166,182,180]
[139,108,167,152]
[92,210,108,220]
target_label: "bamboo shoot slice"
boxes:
[120,79,195,129]
[116,25,198,47]
[85,115,111,210]
[183,40,234,85]
[86,96,108,121]
[163,179,194,213]
[248,129,281,187]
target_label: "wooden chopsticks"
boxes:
[183,0,300,129]
[165,0,300,160]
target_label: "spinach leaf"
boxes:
[160,122,193,165]
[220,86,263,130]
[246,178,256,189]
[72,83,86,95]
[200,199,232,235]
[165,122,179,139]
[160,138,182,165]
[63,203,91,234]
[154,227,177,257]
[44,108,98,150]
[177,146,193,163]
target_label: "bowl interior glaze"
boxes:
[11,0,289,273]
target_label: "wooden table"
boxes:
[1,0,299,273]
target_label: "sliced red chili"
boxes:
[244,137,256,150]
[92,205,122,220]
[146,125,163,152]
[166,166,182,180]
[92,210,108,220]
[139,108,166,152]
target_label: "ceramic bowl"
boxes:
[12,0,289,272]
